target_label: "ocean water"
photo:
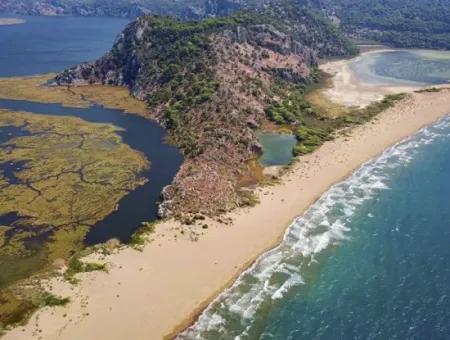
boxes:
[350,50,450,86]
[180,116,450,339]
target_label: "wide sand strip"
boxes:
[320,50,423,108]
[4,89,450,340]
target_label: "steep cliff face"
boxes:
[55,5,356,217]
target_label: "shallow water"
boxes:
[350,50,450,86]
[180,116,450,339]
[257,132,297,166]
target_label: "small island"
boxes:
[0,18,25,26]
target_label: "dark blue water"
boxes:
[181,117,450,339]
[0,15,128,76]
[0,99,183,244]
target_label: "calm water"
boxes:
[350,50,450,86]
[258,132,297,166]
[0,99,183,244]
[0,16,128,76]
[180,116,450,339]
[0,16,185,244]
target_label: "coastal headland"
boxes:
[2,79,449,338]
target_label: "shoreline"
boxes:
[3,88,450,339]
[319,49,450,108]
[173,91,450,338]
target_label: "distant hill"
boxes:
[310,0,450,50]
[54,3,357,217]
[1,0,449,49]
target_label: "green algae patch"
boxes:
[0,109,149,327]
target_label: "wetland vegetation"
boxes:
[0,108,149,328]
[0,74,182,330]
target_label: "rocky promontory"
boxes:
[55,3,357,217]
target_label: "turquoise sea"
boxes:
[180,115,450,339]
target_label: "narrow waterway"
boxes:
[0,99,183,244]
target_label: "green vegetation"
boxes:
[416,87,445,93]
[238,190,260,207]
[266,82,314,124]
[265,79,408,156]
[37,292,70,307]
[129,221,157,248]
[294,125,332,155]
[95,5,356,157]
[0,289,36,331]
[0,289,70,332]
[314,0,450,49]
[0,109,149,327]
[64,256,107,284]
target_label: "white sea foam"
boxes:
[178,116,450,340]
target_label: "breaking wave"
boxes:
[178,116,450,340]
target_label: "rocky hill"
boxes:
[55,3,356,218]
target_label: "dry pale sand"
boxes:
[4,89,450,340]
[321,50,424,107]
[0,18,25,25]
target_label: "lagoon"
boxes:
[350,49,450,86]
[258,132,297,167]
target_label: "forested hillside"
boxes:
[313,0,450,49]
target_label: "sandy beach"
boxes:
[320,49,424,107]
[2,83,449,339]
